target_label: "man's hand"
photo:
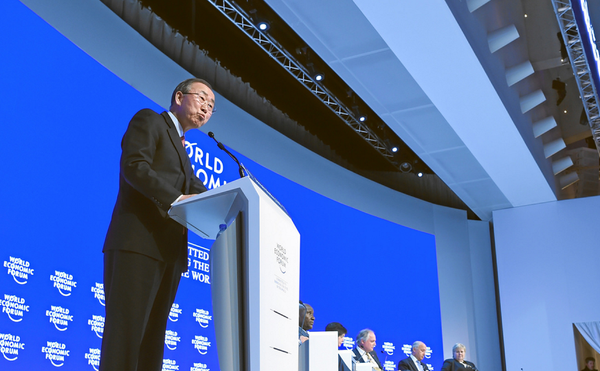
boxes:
[178,194,198,202]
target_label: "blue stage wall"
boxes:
[0,1,443,370]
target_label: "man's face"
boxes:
[174,82,215,132]
[413,343,427,361]
[588,361,595,370]
[361,332,376,353]
[302,305,314,330]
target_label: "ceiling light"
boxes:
[248,8,270,32]
[400,162,412,173]
[391,146,398,153]
[351,105,366,122]
[417,172,423,177]
[256,20,270,31]
[307,62,324,82]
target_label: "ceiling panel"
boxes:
[389,106,467,153]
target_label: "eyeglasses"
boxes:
[182,92,216,113]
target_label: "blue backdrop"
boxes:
[0,1,443,370]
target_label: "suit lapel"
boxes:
[410,358,418,371]
[162,112,192,189]
[353,348,364,363]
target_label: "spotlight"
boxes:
[400,162,412,173]
[552,78,566,106]
[256,20,270,32]
[417,172,423,177]
[351,106,367,122]
[557,32,568,62]
[307,62,324,83]
[383,138,398,153]
[249,9,270,32]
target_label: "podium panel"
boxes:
[169,177,300,371]
[298,331,338,371]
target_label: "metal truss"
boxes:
[551,0,600,156]
[206,0,397,162]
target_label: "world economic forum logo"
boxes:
[382,342,395,356]
[163,359,180,371]
[191,362,210,371]
[88,315,104,338]
[1,294,29,322]
[165,330,181,351]
[4,256,34,284]
[85,348,101,371]
[91,282,105,306]
[0,333,24,361]
[274,243,288,274]
[46,306,73,331]
[192,335,211,355]
[41,341,70,367]
[194,308,212,328]
[169,303,182,322]
[342,336,355,350]
[50,271,77,296]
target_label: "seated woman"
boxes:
[441,343,478,371]
[325,322,347,348]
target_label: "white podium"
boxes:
[169,177,300,371]
[339,350,354,371]
[298,331,338,371]
[355,363,378,371]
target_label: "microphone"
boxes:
[379,349,388,366]
[208,131,246,178]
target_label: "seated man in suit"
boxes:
[353,329,383,371]
[398,341,429,371]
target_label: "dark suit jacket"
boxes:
[353,348,383,370]
[103,109,206,269]
[441,359,477,371]
[398,356,430,371]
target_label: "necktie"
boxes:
[366,352,382,371]
[181,136,186,148]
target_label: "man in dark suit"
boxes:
[299,302,315,343]
[99,78,216,371]
[353,329,383,371]
[398,341,429,371]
